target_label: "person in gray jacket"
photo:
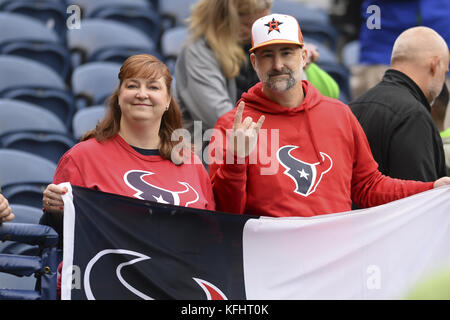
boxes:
[175,0,272,132]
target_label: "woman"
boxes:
[175,0,273,131]
[42,54,215,216]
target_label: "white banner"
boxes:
[243,185,450,299]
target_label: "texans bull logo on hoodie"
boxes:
[277,145,333,196]
[124,170,199,207]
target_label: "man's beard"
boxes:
[262,67,300,92]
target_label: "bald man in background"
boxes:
[349,26,449,181]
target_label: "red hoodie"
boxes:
[208,81,433,217]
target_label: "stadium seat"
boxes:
[72,105,107,140]
[0,131,75,164]
[86,0,162,46]
[71,62,121,109]
[0,99,74,163]
[0,204,44,256]
[158,0,198,28]
[304,37,338,65]
[341,40,360,69]
[67,19,158,67]
[0,203,44,289]
[10,204,44,224]
[0,40,71,79]
[0,12,59,43]
[271,0,338,50]
[271,0,330,26]
[0,99,67,134]
[0,149,56,208]
[71,0,152,16]
[0,223,58,300]
[0,12,69,76]
[160,26,188,74]
[0,0,68,41]
[316,61,351,102]
[0,55,74,126]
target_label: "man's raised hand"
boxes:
[229,101,265,159]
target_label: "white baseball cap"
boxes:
[249,13,304,53]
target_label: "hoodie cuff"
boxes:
[221,151,248,176]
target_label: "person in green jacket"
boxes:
[305,62,340,99]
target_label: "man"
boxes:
[208,13,450,217]
[0,193,14,223]
[350,27,449,181]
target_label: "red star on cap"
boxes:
[265,18,283,34]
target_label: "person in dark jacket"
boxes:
[350,26,449,181]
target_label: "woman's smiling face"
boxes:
[118,77,171,123]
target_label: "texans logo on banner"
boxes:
[277,145,332,196]
[124,170,199,206]
[84,249,227,300]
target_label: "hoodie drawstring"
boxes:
[304,106,323,164]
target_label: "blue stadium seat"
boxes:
[0,203,44,287]
[271,1,330,26]
[0,40,71,79]
[0,0,68,41]
[304,37,338,65]
[0,131,75,164]
[341,40,360,69]
[160,26,188,74]
[0,149,56,208]
[0,223,58,300]
[0,99,74,163]
[10,204,44,224]
[86,1,161,46]
[271,1,338,50]
[67,19,159,67]
[0,12,69,76]
[316,61,351,102]
[158,0,198,28]
[0,12,59,43]
[71,62,121,109]
[72,105,107,140]
[0,99,67,134]
[0,55,74,126]
[0,204,44,256]
[71,0,152,16]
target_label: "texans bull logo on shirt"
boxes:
[124,170,199,207]
[277,145,333,196]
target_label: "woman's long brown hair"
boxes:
[81,54,185,164]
